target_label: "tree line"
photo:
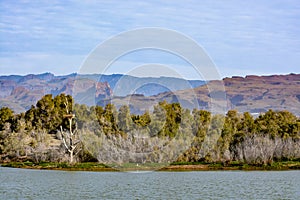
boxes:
[0,94,299,165]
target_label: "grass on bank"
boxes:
[0,161,116,171]
[167,160,300,170]
[1,160,300,171]
[107,162,168,171]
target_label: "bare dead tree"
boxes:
[60,98,81,164]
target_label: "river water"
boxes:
[0,167,299,199]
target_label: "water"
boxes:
[0,167,299,200]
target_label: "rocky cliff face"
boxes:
[223,73,300,114]
[0,73,113,113]
[1,73,299,115]
[174,73,300,115]
[0,72,205,113]
[102,73,300,115]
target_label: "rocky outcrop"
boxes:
[0,73,205,113]
[0,73,113,112]
[1,73,299,115]
[104,73,300,115]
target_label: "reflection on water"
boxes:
[0,167,299,200]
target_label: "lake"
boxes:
[0,167,299,199]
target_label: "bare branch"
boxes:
[60,126,71,152]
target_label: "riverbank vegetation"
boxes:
[0,161,115,171]
[2,160,300,171]
[0,94,300,170]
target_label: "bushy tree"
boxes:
[96,104,119,135]
[0,107,14,130]
[118,105,132,132]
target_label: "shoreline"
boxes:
[160,161,300,171]
[1,161,300,172]
[0,162,118,172]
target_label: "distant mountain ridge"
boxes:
[0,72,205,113]
[76,73,205,96]
[1,72,299,115]
[100,73,300,116]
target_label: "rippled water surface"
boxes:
[0,167,299,199]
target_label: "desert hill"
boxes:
[0,73,205,112]
[101,73,300,115]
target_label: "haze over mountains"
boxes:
[101,73,300,115]
[0,72,299,116]
[0,73,205,113]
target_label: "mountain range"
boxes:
[0,72,299,115]
[0,73,205,113]
[101,73,300,115]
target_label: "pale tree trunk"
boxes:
[60,98,81,164]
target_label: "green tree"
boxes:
[237,112,254,134]
[35,94,55,130]
[218,110,240,161]
[192,109,211,139]
[24,105,36,131]
[132,111,151,128]
[0,107,14,130]
[158,101,182,138]
[96,104,119,135]
[118,105,132,132]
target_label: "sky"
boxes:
[0,0,300,80]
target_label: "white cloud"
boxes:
[0,0,299,77]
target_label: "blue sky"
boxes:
[0,0,299,79]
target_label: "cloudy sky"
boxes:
[1,0,299,79]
